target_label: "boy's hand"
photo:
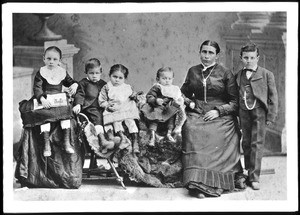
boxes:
[189,102,195,109]
[68,83,78,96]
[72,104,81,115]
[266,121,273,126]
[40,97,51,109]
[156,98,164,106]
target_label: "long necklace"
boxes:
[201,65,216,103]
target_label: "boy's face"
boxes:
[157,71,174,86]
[43,50,61,70]
[87,67,102,82]
[241,51,259,70]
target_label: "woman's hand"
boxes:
[156,98,164,106]
[203,110,219,121]
[40,97,51,109]
[72,104,81,115]
[68,83,78,96]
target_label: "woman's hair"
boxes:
[109,64,129,79]
[240,43,260,57]
[200,40,221,54]
[156,67,174,79]
[44,46,62,59]
[85,58,102,73]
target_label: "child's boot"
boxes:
[107,129,121,147]
[42,131,51,157]
[98,132,115,153]
[62,128,75,154]
[131,132,140,154]
[117,131,130,149]
[165,129,176,143]
[148,130,156,147]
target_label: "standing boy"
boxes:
[236,43,278,190]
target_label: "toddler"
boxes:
[141,67,189,146]
[99,64,140,154]
[73,58,118,153]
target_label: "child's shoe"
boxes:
[165,130,176,143]
[98,133,115,153]
[172,126,182,135]
[117,131,131,149]
[251,182,260,190]
[62,128,75,154]
[42,131,51,157]
[107,129,121,146]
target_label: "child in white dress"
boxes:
[99,64,140,154]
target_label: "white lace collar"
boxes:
[40,66,66,85]
[155,83,181,99]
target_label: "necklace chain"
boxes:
[201,65,216,103]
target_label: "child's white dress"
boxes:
[99,81,140,126]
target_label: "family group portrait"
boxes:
[3,2,298,213]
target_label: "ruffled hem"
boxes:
[183,167,235,191]
[103,109,140,125]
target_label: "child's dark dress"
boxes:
[19,66,76,128]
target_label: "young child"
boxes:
[236,43,278,190]
[141,67,192,146]
[98,64,140,154]
[32,46,78,157]
[73,58,119,153]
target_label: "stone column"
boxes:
[13,67,35,144]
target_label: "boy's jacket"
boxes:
[236,66,278,123]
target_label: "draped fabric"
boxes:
[14,119,84,188]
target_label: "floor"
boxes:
[9,156,293,212]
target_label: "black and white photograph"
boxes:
[3,2,298,213]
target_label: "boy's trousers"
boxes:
[239,107,266,182]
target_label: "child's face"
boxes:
[43,50,61,70]
[200,45,219,67]
[110,70,125,86]
[157,71,174,86]
[87,67,102,82]
[241,51,259,69]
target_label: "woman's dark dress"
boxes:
[181,63,243,196]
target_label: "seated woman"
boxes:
[180,40,245,198]
[15,46,83,189]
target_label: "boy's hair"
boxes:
[200,40,220,54]
[85,58,102,73]
[44,46,62,59]
[156,67,174,79]
[240,43,260,57]
[109,64,129,79]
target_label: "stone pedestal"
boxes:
[223,12,286,155]
[13,67,35,143]
[13,39,80,78]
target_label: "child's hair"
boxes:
[200,40,220,54]
[109,64,129,79]
[156,67,174,79]
[44,46,62,59]
[85,58,103,73]
[240,43,260,57]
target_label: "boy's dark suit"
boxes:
[74,78,106,125]
[236,66,278,182]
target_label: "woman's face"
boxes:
[200,45,219,67]
[43,50,61,70]
[110,70,125,86]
